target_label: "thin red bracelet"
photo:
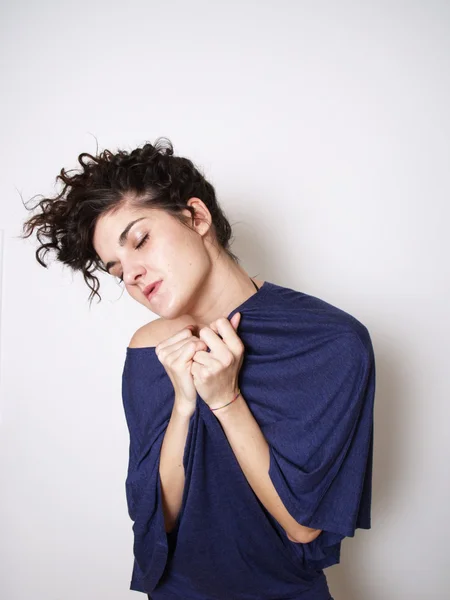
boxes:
[209,389,241,411]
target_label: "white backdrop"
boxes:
[1,1,449,599]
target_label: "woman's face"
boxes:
[92,199,213,318]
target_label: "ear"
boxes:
[185,198,212,236]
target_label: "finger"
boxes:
[208,317,243,357]
[191,349,219,367]
[171,338,207,364]
[155,325,197,354]
[229,312,241,330]
[210,312,241,336]
[156,332,206,360]
[198,326,232,362]
[191,355,222,379]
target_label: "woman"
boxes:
[21,138,375,600]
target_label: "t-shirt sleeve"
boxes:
[262,327,376,570]
[121,352,172,593]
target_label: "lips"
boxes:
[143,280,162,299]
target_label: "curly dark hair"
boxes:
[20,137,240,306]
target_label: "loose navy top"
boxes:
[121,280,376,600]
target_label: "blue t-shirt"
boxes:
[121,280,376,599]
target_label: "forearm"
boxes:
[159,403,192,533]
[212,393,321,544]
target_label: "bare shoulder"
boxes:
[128,316,195,349]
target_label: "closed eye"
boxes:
[117,233,149,282]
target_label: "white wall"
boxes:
[1,1,449,599]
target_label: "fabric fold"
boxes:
[122,352,173,592]
[264,329,375,570]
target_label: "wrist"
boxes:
[173,398,196,419]
[209,389,241,413]
[212,392,247,423]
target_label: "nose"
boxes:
[123,262,146,285]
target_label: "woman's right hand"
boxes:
[155,325,208,416]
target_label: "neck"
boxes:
[185,255,261,329]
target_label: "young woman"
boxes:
[21,138,375,600]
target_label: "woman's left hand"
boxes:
[190,312,244,408]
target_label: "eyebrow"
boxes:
[104,217,147,273]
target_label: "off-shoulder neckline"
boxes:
[126,280,271,353]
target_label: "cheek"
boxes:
[165,228,186,251]
[126,285,142,302]
[155,232,189,267]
